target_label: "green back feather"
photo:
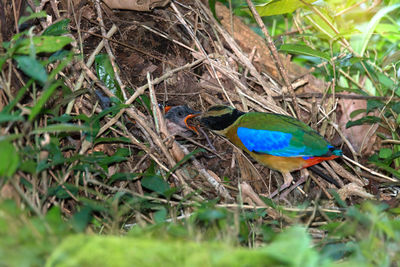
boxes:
[233,112,332,156]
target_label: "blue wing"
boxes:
[237,127,307,157]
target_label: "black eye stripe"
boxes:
[200,111,243,131]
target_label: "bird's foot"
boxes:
[268,182,291,199]
[277,176,307,200]
[268,172,293,198]
[268,172,308,199]
[300,168,309,180]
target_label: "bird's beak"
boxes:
[184,113,201,134]
[164,106,172,113]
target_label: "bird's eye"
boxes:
[178,111,183,116]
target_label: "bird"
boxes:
[198,105,342,193]
[164,105,200,137]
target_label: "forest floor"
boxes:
[1,0,400,265]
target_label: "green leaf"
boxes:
[0,55,7,69]
[31,123,91,134]
[197,208,226,221]
[349,109,366,119]
[91,103,127,123]
[0,134,24,142]
[94,137,130,145]
[254,0,313,16]
[263,227,317,266]
[377,73,395,90]
[366,100,384,113]
[0,111,25,123]
[43,19,70,36]
[48,184,78,199]
[14,36,73,55]
[346,116,381,128]
[93,148,129,169]
[0,141,20,177]
[379,148,393,159]
[19,160,37,175]
[389,207,400,214]
[305,12,336,40]
[29,81,61,121]
[95,54,123,100]
[135,94,152,115]
[391,102,400,114]
[14,56,48,83]
[154,207,168,223]
[18,10,47,26]
[114,147,130,157]
[141,175,170,196]
[208,0,220,23]
[49,114,74,123]
[48,50,70,62]
[279,44,330,61]
[371,161,400,178]
[351,4,400,56]
[71,206,92,232]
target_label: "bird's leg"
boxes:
[278,175,308,200]
[282,172,294,189]
[268,172,293,198]
[300,168,309,181]
[277,170,310,199]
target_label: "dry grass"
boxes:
[1,0,398,234]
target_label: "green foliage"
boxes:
[141,175,174,197]
[0,141,19,177]
[0,201,72,266]
[15,55,48,83]
[208,0,220,23]
[0,13,142,237]
[279,44,331,61]
[1,198,399,266]
[2,4,400,267]
[254,0,314,16]
[5,35,74,55]
[230,0,400,97]
[95,54,124,101]
[223,0,400,179]
[45,227,331,267]
[43,19,71,36]
[351,4,400,57]
[322,202,400,265]
[345,115,381,128]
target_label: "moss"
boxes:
[46,227,330,267]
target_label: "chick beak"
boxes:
[184,113,200,135]
[164,106,172,113]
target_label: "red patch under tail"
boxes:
[302,155,339,168]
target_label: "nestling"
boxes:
[165,105,200,137]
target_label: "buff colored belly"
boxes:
[225,126,337,173]
[249,152,306,173]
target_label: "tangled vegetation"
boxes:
[1,0,400,266]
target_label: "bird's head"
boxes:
[199,105,245,133]
[165,105,200,135]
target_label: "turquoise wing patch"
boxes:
[237,127,306,157]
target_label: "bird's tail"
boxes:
[328,146,343,156]
[309,165,340,188]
